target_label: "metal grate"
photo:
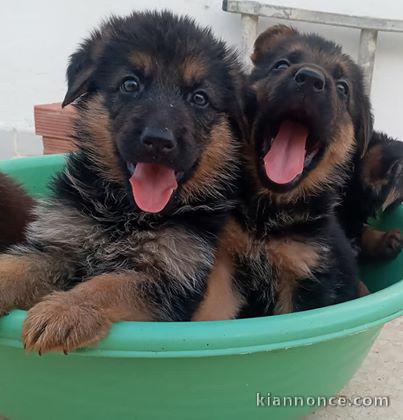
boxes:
[223,0,403,93]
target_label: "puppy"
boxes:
[339,130,403,260]
[0,11,244,353]
[0,172,35,252]
[198,25,368,319]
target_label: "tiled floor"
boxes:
[308,317,403,419]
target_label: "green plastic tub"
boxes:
[0,155,402,420]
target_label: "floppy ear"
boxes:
[354,93,373,159]
[62,30,105,107]
[251,25,297,65]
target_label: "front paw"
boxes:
[23,293,111,354]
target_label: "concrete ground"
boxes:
[308,317,403,419]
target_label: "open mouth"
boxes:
[259,118,323,188]
[126,162,181,213]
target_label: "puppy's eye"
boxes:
[336,80,349,97]
[272,59,290,71]
[120,77,141,94]
[189,90,209,108]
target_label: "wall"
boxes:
[1,0,403,158]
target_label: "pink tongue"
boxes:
[263,120,308,184]
[130,163,178,213]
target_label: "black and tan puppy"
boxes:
[339,130,403,260]
[0,11,244,353]
[199,25,369,319]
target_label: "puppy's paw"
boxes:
[380,229,402,260]
[23,294,111,354]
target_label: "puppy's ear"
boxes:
[62,30,106,107]
[251,25,297,65]
[355,93,373,159]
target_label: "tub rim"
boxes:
[0,280,402,358]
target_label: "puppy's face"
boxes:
[248,25,372,198]
[63,12,243,213]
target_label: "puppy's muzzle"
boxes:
[294,66,326,93]
[140,126,178,158]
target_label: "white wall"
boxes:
[1,0,403,158]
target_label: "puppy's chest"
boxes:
[233,230,329,316]
[34,202,214,281]
[80,226,212,278]
[234,230,327,287]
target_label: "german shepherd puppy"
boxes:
[339,130,403,260]
[0,173,35,252]
[0,11,244,353]
[199,25,369,319]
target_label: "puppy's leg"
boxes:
[360,226,402,260]
[0,252,74,316]
[23,270,206,353]
[270,230,359,314]
[192,250,244,321]
[23,272,149,353]
[268,238,324,315]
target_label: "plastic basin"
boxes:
[0,154,402,420]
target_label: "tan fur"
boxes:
[220,218,252,256]
[181,120,238,203]
[357,280,370,297]
[130,51,154,75]
[273,273,296,315]
[182,56,207,85]
[79,94,125,183]
[267,238,324,315]
[267,238,323,280]
[0,254,64,314]
[298,120,355,195]
[383,187,400,211]
[220,218,270,264]
[205,222,326,316]
[192,249,243,321]
[361,227,387,256]
[23,272,152,354]
[361,226,401,259]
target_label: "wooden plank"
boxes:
[34,103,76,139]
[358,29,378,94]
[43,136,76,154]
[241,14,258,68]
[223,1,403,32]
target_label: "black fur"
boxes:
[338,131,403,245]
[230,26,366,315]
[0,11,244,324]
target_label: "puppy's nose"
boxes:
[140,127,177,154]
[294,67,326,92]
